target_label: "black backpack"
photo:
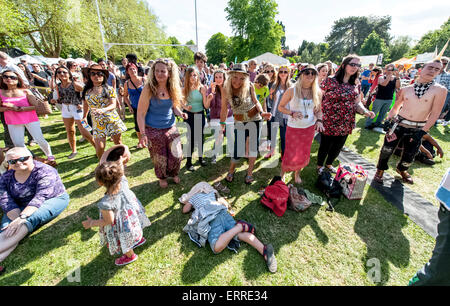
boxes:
[316,169,343,211]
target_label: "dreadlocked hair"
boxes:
[95,161,124,195]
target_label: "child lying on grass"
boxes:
[180,184,277,273]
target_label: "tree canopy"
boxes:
[225,0,283,62]
[409,18,450,58]
[205,33,230,65]
[325,15,392,63]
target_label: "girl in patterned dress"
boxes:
[82,161,151,266]
[81,64,127,159]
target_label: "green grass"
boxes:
[0,112,446,286]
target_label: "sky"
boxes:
[146,0,450,52]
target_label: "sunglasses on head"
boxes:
[7,156,31,165]
[348,63,361,68]
[90,71,104,77]
[2,74,18,80]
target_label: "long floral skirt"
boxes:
[145,125,183,179]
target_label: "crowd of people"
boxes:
[0,49,449,284]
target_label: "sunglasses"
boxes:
[279,71,289,74]
[2,75,18,80]
[57,70,68,75]
[90,71,104,77]
[302,70,317,76]
[348,63,361,68]
[265,70,275,73]
[7,156,31,165]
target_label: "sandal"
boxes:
[245,175,254,185]
[237,220,255,234]
[225,172,234,183]
[373,169,384,184]
[396,169,413,184]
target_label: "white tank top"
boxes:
[287,87,316,129]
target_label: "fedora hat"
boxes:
[227,63,249,75]
[81,63,109,80]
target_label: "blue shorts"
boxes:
[208,210,238,253]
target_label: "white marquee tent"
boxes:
[248,52,290,66]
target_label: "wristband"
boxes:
[316,119,323,123]
[220,122,226,125]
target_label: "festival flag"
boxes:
[436,39,449,60]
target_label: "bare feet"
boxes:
[159,179,168,188]
[173,176,180,184]
[294,175,302,184]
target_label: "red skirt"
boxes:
[281,125,315,172]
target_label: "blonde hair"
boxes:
[146,58,183,109]
[223,71,250,103]
[5,147,32,161]
[183,67,200,101]
[294,73,322,112]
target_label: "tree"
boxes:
[0,0,29,50]
[225,0,283,60]
[277,20,287,50]
[7,0,167,61]
[360,31,390,63]
[325,15,392,63]
[205,33,230,65]
[389,36,412,62]
[409,18,450,58]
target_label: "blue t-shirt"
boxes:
[361,70,371,86]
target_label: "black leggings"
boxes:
[317,134,348,166]
[184,111,205,165]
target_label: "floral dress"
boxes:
[320,77,360,136]
[85,85,127,138]
[97,176,151,255]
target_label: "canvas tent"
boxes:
[248,52,289,66]
[413,52,436,64]
[359,55,379,67]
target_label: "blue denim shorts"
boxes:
[1,193,69,233]
[208,210,238,253]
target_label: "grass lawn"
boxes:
[0,112,447,286]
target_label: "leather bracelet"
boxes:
[316,119,323,122]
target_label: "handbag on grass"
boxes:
[335,163,368,200]
[27,88,52,116]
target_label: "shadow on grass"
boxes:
[178,156,329,283]
[355,184,410,286]
[0,204,99,286]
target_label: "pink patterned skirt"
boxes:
[281,125,315,172]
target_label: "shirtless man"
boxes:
[374,59,447,184]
